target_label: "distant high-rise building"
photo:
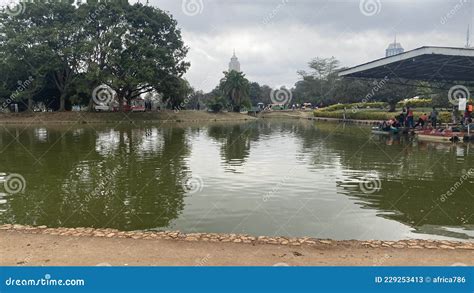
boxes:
[385,36,405,57]
[228,50,241,72]
[466,25,472,49]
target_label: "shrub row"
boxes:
[396,99,432,108]
[319,99,434,113]
[318,102,387,112]
[314,110,451,123]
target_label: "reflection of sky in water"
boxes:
[34,128,48,142]
[173,128,414,241]
[95,130,120,156]
[72,128,85,137]
[137,128,164,155]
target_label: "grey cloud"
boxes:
[146,0,473,91]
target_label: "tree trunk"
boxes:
[88,98,94,112]
[59,92,66,112]
[388,102,397,112]
[118,96,124,112]
[27,97,33,112]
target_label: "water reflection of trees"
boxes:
[207,123,261,169]
[0,122,472,238]
[302,123,474,238]
[0,126,189,230]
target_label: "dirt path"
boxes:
[1,231,472,266]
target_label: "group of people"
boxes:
[395,107,439,129]
[379,104,473,132]
[455,104,473,127]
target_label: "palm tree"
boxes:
[219,71,250,112]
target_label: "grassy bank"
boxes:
[0,111,256,124]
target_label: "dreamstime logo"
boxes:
[181,0,204,16]
[461,169,474,178]
[262,167,296,202]
[83,165,123,205]
[359,173,381,194]
[440,0,468,25]
[1,76,34,111]
[92,84,116,105]
[352,76,388,113]
[194,254,211,266]
[440,168,473,203]
[270,88,292,105]
[261,0,288,26]
[0,0,26,16]
[359,0,382,16]
[448,85,470,106]
[2,173,26,194]
[182,175,204,194]
[85,3,106,24]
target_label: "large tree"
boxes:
[81,2,189,111]
[0,1,189,112]
[1,3,86,111]
[161,77,193,110]
[294,56,418,110]
[219,71,250,112]
[295,57,341,106]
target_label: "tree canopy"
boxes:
[293,56,425,111]
[0,1,189,112]
[219,71,250,112]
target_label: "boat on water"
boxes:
[416,124,474,143]
[416,129,465,143]
[371,126,399,135]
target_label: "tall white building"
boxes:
[385,37,404,57]
[466,25,472,49]
[228,50,241,72]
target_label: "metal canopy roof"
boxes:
[339,46,474,83]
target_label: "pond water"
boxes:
[0,119,473,241]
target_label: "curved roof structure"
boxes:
[339,46,474,83]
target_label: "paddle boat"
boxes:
[416,124,474,143]
[371,126,400,135]
[416,129,463,143]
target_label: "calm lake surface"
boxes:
[0,119,473,241]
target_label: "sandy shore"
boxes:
[1,226,473,266]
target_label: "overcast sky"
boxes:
[146,0,474,92]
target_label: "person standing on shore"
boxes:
[414,113,428,129]
[452,107,458,125]
[429,107,439,129]
[464,108,472,126]
[406,107,414,128]
[466,103,473,125]
[400,107,407,127]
